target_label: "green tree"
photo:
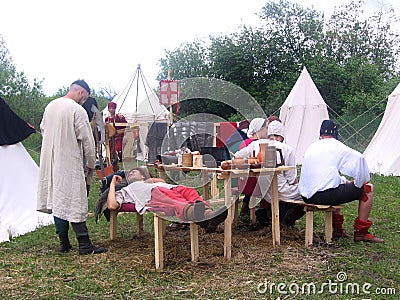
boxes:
[157,39,239,119]
[0,35,49,152]
[156,0,400,123]
[0,35,46,128]
[256,0,325,112]
[321,0,400,114]
[157,39,210,81]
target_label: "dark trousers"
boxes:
[54,216,90,238]
[303,183,364,205]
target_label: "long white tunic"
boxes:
[299,138,370,199]
[37,97,95,222]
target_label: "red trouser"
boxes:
[148,186,207,220]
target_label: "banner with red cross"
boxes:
[159,80,179,105]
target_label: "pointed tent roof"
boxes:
[103,65,169,123]
[0,97,36,145]
[364,82,400,176]
[279,67,329,165]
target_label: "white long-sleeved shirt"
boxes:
[298,138,370,199]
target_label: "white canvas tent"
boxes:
[364,82,400,176]
[0,143,53,242]
[279,67,329,165]
[103,65,169,161]
[103,65,169,123]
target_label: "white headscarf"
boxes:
[247,118,265,137]
[268,120,285,139]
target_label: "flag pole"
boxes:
[168,70,173,126]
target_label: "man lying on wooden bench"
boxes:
[96,167,227,233]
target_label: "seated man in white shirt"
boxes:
[298,120,383,243]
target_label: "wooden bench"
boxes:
[280,199,344,246]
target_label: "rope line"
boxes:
[326,93,388,146]
[118,67,139,113]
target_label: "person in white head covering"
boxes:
[233,118,268,220]
[247,118,267,138]
[236,119,305,227]
[265,120,304,226]
[267,120,285,142]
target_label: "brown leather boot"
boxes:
[353,217,384,243]
[332,213,351,238]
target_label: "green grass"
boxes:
[0,174,399,299]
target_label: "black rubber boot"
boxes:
[240,195,250,216]
[54,216,72,252]
[184,201,206,222]
[193,200,206,222]
[58,233,73,252]
[71,222,107,255]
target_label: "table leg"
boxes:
[158,168,167,181]
[190,223,199,261]
[154,214,164,270]
[224,175,232,259]
[270,172,280,247]
[211,172,219,199]
[202,169,210,200]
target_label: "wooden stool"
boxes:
[280,199,344,247]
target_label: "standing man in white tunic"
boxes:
[37,80,107,255]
